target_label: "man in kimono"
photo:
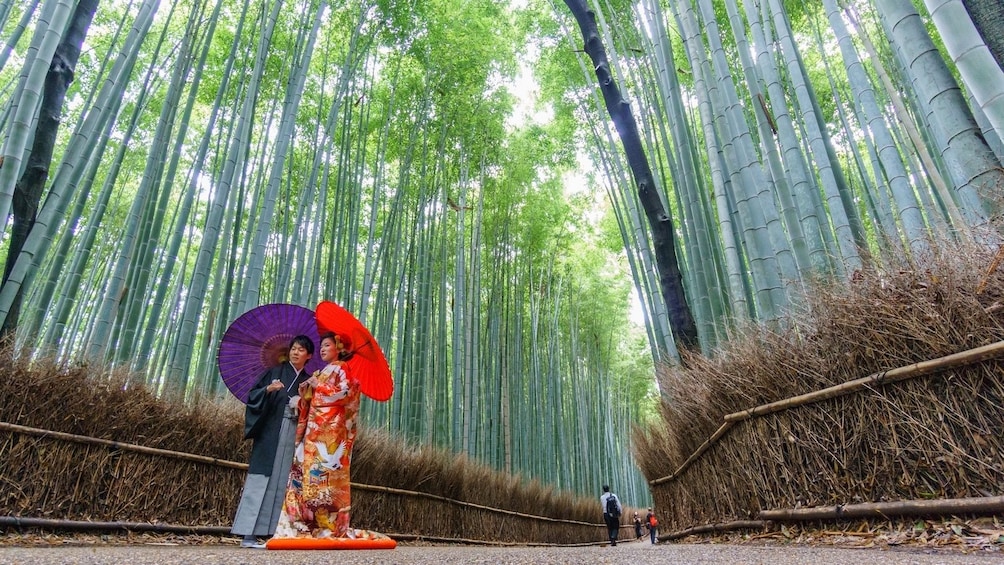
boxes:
[231,335,314,548]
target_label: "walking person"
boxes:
[633,512,643,539]
[645,507,659,544]
[600,485,622,546]
[231,336,314,548]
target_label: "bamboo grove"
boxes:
[545,0,1004,361]
[1,0,1002,506]
[0,0,654,503]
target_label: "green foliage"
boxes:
[19,0,990,505]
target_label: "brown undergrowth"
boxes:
[0,355,603,544]
[634,241,1004,540]
[698,517,1004,554]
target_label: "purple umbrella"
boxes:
[217,303,324,403]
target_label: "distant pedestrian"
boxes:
[645,507,658,544]
[600,485,622,546]
[633,512,643,538]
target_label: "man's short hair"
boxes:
[291,335,315,355]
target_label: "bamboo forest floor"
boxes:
[0,531,999,565]
[1,516,1002,553]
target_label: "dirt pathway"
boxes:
[1,541,1000,565]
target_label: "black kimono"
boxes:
[231,362,309,537]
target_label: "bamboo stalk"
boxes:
[758,496,1004,521]
[0,515,232,534]
[725,340,1004,423]
[650,422,733,486]
[0,421,248,470]
[661,520,766,541]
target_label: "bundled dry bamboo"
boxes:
[0,354,609,545]
[636,244,1004,533]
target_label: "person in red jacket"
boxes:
[645,507,658,544]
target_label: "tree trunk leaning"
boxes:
[2,0,99,335]
[562,0,699,350]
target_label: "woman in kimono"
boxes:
[273,332,388,541]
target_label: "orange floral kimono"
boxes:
[273,361,364,539]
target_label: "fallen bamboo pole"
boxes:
[0,515,232,535]
[351,482,599,526]
[758,496,1004,521]
[661,496,1004,541]
[661,520,766,541]
[0,515,607,547]
[389,533,605,547]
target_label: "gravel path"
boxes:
[1,541,1001,564]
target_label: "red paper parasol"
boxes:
[315,300,394,402]
[217,303,325,403]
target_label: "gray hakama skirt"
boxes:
[231,406,298,537]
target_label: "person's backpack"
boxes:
[605,494,620,517]
[648,514,658,527]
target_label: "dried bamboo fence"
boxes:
[0,420,618,545]
[0,357,625,545]
[649,341,1004,536]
